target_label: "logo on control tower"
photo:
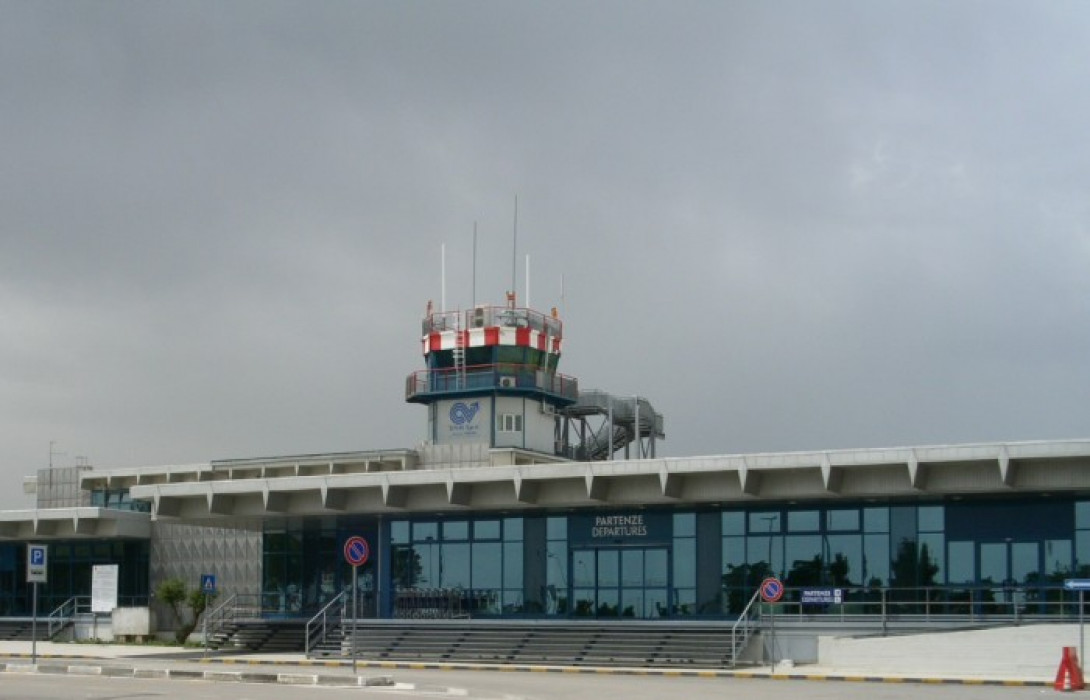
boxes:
[450,401,480,426]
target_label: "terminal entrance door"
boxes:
[570,547,669,618]
[980,540,1038,614]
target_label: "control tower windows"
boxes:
[498,414,523,433]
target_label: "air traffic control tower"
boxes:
[406,295,664,465]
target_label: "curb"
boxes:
[0,654,1052,687]
[0,660,393,687]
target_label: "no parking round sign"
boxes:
[759,576,784,603]
[343,536,370,567]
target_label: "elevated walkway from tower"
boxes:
[561,391,665,460]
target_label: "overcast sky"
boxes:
[2,1,1088,509]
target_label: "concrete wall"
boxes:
[816,624,1081,679]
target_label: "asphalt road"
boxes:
[0,670,1058,700]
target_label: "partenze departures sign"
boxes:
[569,512,671,546]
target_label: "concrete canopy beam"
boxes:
[513,475,539,504]
[908,452,927,490]
[72,515,97,536]
[659,469,683,499]
[447,481,472,507]
[263,488,290,513]
[382,480,408,508]
[999,447,1015,487]
[739,461,761,497]
[207,493,234,516]
[585,473,609,501]
[154,493,183,518]
[821,455,843,493]
[321,484,348,511]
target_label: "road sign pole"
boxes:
[352,565,358,675]
[31,582,38,665]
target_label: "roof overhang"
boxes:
[129,439,1090,521]
[0,508,151,541]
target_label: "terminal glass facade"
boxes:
[260,496,1088,620]
[0,540,149,616]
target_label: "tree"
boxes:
[156,577,215,644]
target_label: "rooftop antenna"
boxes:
[472,222,478,308]
[525,254,531,310]
[510,195,518,308]
[441,243,447,313]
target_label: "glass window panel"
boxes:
[474,520,501,540]
[864,507,889,533]
[784,535,822,584]
[918,506,944,533]
[503,542,523,589]
[418,543,438,586]
[723,536,745,571]
[826,534,862,586]
[547,517,567,541]
[722,511,745,536]
[673,588,696,617]
[1077,502,1090,530]
[1046,539,1072,577]
[863,534,889,586]
[980,543,1007,585]
[645,548,668,587]
[597,588,619,617]
[646,588,669,618]
[503,518,524,542]
[827,509,860,532]
[572,550,595,588]
[442,543,470,588]
[573,589,594,616]
[1078,532,1090,575]
[443,521,469,541]
[1011,542,1038,585]
[621,589,643,618]
[502,589,523,613]
[919,533,944,584]
[391,545,416,588]
[621,550,643,587]
[546,543,567,588]
[750,512,781,534]
[674,512,695,538]
[947,541,975,584]
[597,550,618,587]
[748,535,782,576]
[674,538,696,589]
[1007,540,1033,584]
[788,511,820,532]
[413,522,438,543]
[471,543,502,589]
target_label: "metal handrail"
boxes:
[405,363,578,402]
[730,589,762,667]
[305,589,348,657]
[202,592,237,642]
[46,596,82,637]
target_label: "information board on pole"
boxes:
[91,564,120,613]
[27,544,47,583]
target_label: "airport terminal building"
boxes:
[3,299,1090,635]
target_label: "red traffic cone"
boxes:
[1055,646,1085,691]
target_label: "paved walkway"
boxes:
[0,636,1062,688]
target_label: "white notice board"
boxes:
[91,564,119,613]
